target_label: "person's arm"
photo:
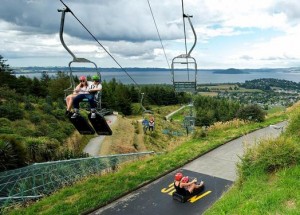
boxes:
[180,178,197,187]
[89,83,102,93]
[73,83,82,93]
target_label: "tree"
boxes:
[0,55,18,90]
[48,71,69,100]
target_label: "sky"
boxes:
[1,0,300,69]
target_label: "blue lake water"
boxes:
[14,70,300,84]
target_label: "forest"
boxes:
[0,55,265,171]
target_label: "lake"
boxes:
[14,69,300,84]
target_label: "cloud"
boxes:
[1,0,300,68]
[273,0,300,24]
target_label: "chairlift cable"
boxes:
[146,0,171,70]
[181,0,190,81]
[59,0,140,89]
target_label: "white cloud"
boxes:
[1,0,300,69]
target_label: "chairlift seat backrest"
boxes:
[174,81,197,93]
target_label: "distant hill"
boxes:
[213,68,250,74]
[240,78,300,91]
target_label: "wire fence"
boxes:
[0,151,154,208]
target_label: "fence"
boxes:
[0,151,154,208]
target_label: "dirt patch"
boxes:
[65,132,83,151]
[99,116,145,155]
[284,199,296,209]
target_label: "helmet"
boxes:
[175,172,183,181]
[79,76,86,81]
[92,75,100,81]
[181,176,189,183]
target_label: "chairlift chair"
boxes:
[58,5,112,135]
[172,14,198,93]
[172,55,197,93]
[58,7,102,112]
[140,93,153,116]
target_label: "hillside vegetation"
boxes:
[205,102,300,215]
[4,106,288,214]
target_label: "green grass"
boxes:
[267,106,286,114]
[204,106,300,215]
[205,166,300,215]
[170,106,193,121]
[5,112,288,215]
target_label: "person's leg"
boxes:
[66,95,71,113]
[187,180,204,193]
[66,94,76,111]
[71,94,85,118]
[87,95,97,118]
[187,183,196,193]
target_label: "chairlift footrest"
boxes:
[88,113,112,135]
[69,115,95,135]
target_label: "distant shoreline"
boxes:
[11,67,300,75]
[12,67,300,85]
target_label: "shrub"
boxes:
[35,123,50,136]
[55,149,88,160]
[0,134,26,170]
[193,128,207,138]
[29,114,41,124]
[236,104,266,122]
[51,109,65,120]
[0,102,24,121]
[237,136,300,181]
[24,137,47,162]
[283,109,300,138]
[24,99,35,111]
[13,120,35,137]
[0,118,13,134]
[49,131,67,143]
[42,103,52,114]
[0,118,11,127]
[40,138,60,161]
[0,126,14,134]
[0,140,19,171]
[0,87,23,101]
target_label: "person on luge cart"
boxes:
[174,172,204,196]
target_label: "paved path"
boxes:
[90,121,287,215]
[165,105,186,120]
[83,115,117,156]
[184,121,287,181]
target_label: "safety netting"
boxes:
[0,151,154,208]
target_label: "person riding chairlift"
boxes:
[65,76,88,116]
[71,75,102,119]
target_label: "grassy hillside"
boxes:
[205,103,300,215]
[99,105,193,155]
[5,107,288,215]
